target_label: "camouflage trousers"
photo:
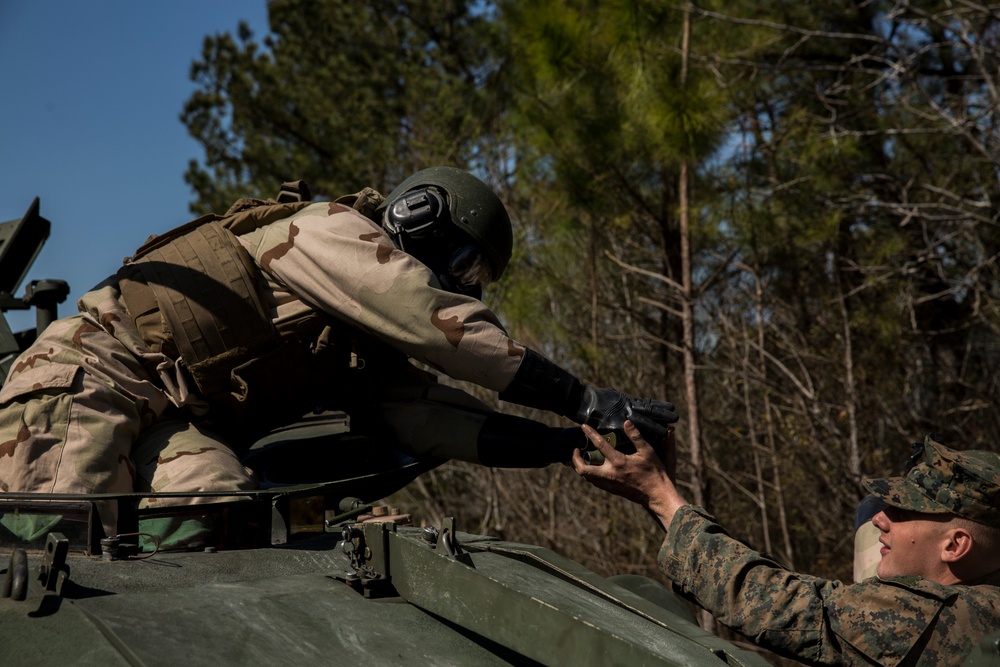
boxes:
[0,315,256,538]
[0,315,494,543]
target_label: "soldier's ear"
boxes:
[940,525,974,563]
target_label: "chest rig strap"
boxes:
[129,221,277,400]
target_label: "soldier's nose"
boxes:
[871,510,890,532]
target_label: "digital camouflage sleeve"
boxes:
[658,505,1000,666]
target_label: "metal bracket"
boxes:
[435,517,472,565]
[37,533,70,595]
[270,495,289,545]
[337,522,399,598]
[1,532,70,604]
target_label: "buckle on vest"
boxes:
[277,181,312,203]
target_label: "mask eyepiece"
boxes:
[448,244,493,290]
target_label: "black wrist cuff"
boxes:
[476,413,585,467]
[498,348,584,419]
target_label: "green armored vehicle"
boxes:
[1,199,992,666]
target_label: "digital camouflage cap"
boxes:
[864,436,1000,527]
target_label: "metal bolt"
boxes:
[100,537,121,561]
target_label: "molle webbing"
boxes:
[131,221,276,400]
[116,189,384,411]
[118,199,313,401]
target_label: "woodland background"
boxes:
[182,0,1000,652]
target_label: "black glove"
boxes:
[572,385,677,443]
[499,349,678,443]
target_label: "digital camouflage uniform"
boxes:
[660,437,1000,666]
[0,198,526,534]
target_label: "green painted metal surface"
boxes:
[1,509,771,667]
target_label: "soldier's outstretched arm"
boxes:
[499,348,678,442]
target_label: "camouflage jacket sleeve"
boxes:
[238,202,526,392]
[657,505,998,666]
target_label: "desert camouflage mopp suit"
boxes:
[0,191,526,536]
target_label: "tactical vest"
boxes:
[117,184,386,432]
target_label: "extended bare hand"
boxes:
[571,420,688,530]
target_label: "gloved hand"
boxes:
[573,386,677,443]
[499,349,678,443]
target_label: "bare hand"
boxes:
[571,420,688,530]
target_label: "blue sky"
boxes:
[0,1,270,331]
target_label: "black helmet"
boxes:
[378,167,513,284]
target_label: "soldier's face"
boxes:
[871,506,953,579]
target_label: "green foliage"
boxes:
[182,0,1000,608]
[500,0,730,390]
[181,0,506,213]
